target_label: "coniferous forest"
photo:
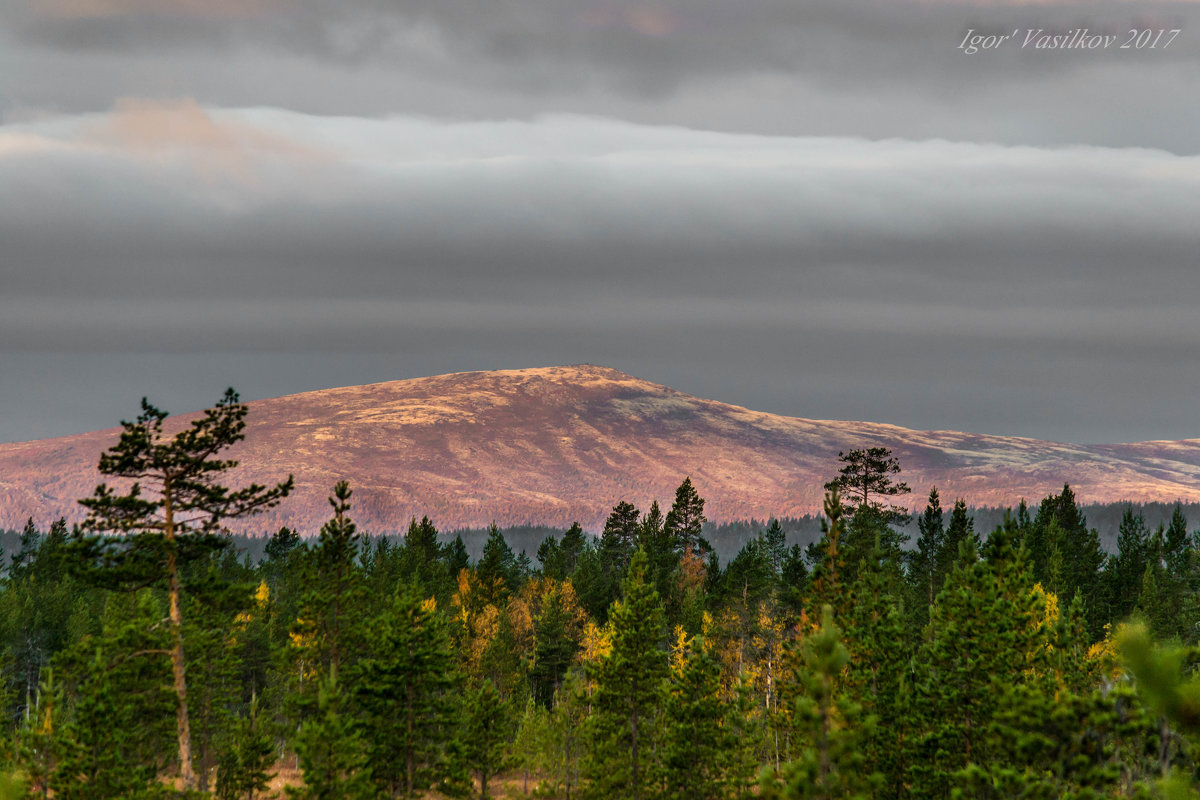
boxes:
[3,393,1200,799]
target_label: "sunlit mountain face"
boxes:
[3,366,1199,535]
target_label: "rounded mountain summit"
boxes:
[3,364,1199,533]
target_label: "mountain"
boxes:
[3,365,1200,534]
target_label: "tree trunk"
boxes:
[407,683,416,796]
[630,682,640,800]
[165,480,198,791]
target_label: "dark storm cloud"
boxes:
[3,0,1199,151]
[2,108,1200,443]
[12,0,1197,83]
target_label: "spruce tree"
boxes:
[50,652,164,800]
[808,489,849,620]
[766,605,878,800]
[764,519,787,578]
[664,477,708,553]
[291,482,364,683]
[215,695,275,800]
[289,666,370,800]
[843,535,909,797]
[397,516,452,602]
[49,597,178,800]
[477,524,519,606]
[462,679,514,800]
[600,501,641,573]
[1032,486,1106,636]
[908,488,944,625]
[350,586,464,798]
[530,584,583,708]
[910,531,1043,799]
[661,634,749,800]
[1102,505,1149,624]
[583,548,668,800]
[936,498,976,589]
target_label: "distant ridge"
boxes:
[2,364,1199,533]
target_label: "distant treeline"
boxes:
[6,500,1182,567]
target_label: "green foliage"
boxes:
[665,477,708,554]
[766,605,879,800]
[661,635,752,800]
[908,487,944,627]
[462,679,514,799]
[583,548,668,800]
[529,584,582,708]
[1104,505,1150,624]
[350,586,465,798]
[49,628,177,799]
[289,667,371,800]
[909,530,1043,799]
[807,489,849,619]
[214,696,274,800]
[71,388,293,791]
[7,407,1200,800]
[477,524,521,607]
[823,447,911,525]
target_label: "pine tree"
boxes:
[511,697,553,796]
[551,670,589,800]
[823,447,911,525]
[1115,621,1200,795]
[73,389,292,790]
[583,548,668,800]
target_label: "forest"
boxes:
[1,393,1200,799]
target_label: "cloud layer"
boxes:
[4,0,1200,151]
[3,104,1199,444]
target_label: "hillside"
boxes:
[2,365,1200,533]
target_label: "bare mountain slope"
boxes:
[3,365,1200,533]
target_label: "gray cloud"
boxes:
[2,109,1199,444]
[3,1,1200,151]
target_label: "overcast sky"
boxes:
[3,0,1200,445]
